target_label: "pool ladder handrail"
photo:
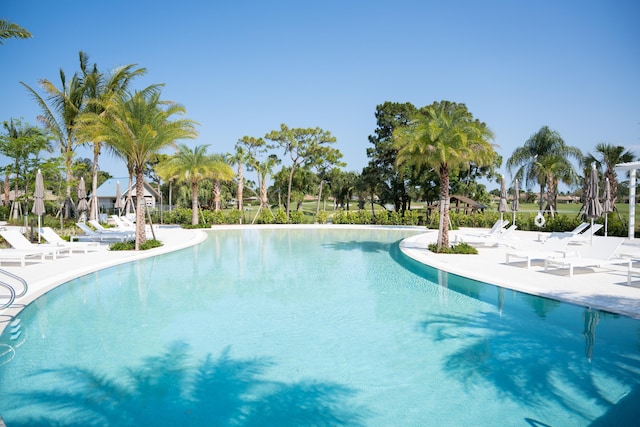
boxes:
[0,268,28,298]
[0,281,15,309]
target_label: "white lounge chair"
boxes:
[506,232,574,269]
[0,228,71,260]
[88,220,135,239]
[568,223,604,244]
[74,223,133,243]
[38,227,101,253]
[458,224,518,247]
[544,237,626,278]
[455,220,509,243]
[567,222,589,236]
[0,248,46,267]
[110,215,135,231]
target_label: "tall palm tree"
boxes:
[22,59,87,218]
[164,144,217,225]
[537,153,580,216]
[507,126,581,212]
[254,154,280,214]
[79,53,146,220]
[228,144,252,219]
[0,19,31,44]
[82,89,197,248]
[209,154,235,212]
[394,101,496,250]
[585,143,636,204]
[155,157,181,212]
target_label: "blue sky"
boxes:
[2,0,639,192]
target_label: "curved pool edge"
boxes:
[399,231,640,320]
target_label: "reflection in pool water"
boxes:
[0,228,639,426]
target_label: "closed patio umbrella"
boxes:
[32,169,45,243]
[498,176,508,223]
[114,181,125,216]
[583,164,603,244]
[602,177,613,237]
[511,179,520,226]
[77,177,89,220]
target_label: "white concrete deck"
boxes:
[400,228,640,319]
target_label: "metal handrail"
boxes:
[0,282,16,310]
[0,269,28,298]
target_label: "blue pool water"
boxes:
[1,227,639,426]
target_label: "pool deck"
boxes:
[400,228,640,319]
[1,225,640,336]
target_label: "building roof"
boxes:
[92,178,160,198]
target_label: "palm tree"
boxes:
[228,144,252,219]
[22,59,87,218]
[537,153,580,216]
[155,157,180,213]
[507,126,581,213]
[0,19,31,44]
[81,89,197,248]
[585,143,636,204]
[164,144,216,225]
[209,154,234,212]
[79,53,146,220]
[393,101,496,251]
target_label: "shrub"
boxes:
[315,210,328,224]
[289,210,304,224]
[273,209,288,224]
[109,239,163,251]
[428,242,478,254]
[403,210,420,226]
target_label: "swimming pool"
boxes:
[1,227,639,426]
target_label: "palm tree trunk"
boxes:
[191,181,199,225]
[134,171,146,250]
[316,180,324,215]
[90,143,100,221]
[286,165,296,220]
[237,164,244,212]
[437,164,450,251]
[214,180,222,211]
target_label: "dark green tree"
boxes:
[366,101,418,212]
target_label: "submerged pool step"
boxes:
[9,318,21,340]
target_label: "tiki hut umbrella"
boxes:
[511,179,520,226]
[77,177,89,220]
[114,181,125,216]
[31,169,45,243]
[583,163,603,245]
[602,177,613,237]
[498,176,509,223]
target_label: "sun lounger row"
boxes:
[506,234,627,278]
[0,227,100,267]
[73,222,134,243]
